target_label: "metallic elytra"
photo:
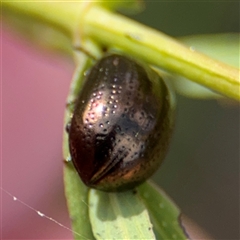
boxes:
[68,53,175,192]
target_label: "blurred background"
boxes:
[2,2,239,239]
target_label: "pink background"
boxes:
[2,28,75,239]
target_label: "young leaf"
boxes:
[63,52,95,240]
[88,189,156,240]
[181,33,239,68]
[64,164,95,240]
[171,33,240,99]
[138,182,188,239]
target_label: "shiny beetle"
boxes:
[68,53,175,192]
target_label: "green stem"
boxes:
[2,1,82,36]
[83,6,239,100]
[3,2,240,100]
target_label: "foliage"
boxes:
[3,1,239,239]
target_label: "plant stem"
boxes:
[3,2,240,100]
[2,2,82,36]
[83,6,239,100]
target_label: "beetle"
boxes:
[68,53,175,192]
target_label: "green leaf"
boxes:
[63,42,101,240]
[88,189,156,240]
[181,33,239,68]
[171,33,240,99]
[63,52,95,240]
[64,164,95,240]
[138,182,188,240]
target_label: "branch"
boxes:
[3,2,239,100]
